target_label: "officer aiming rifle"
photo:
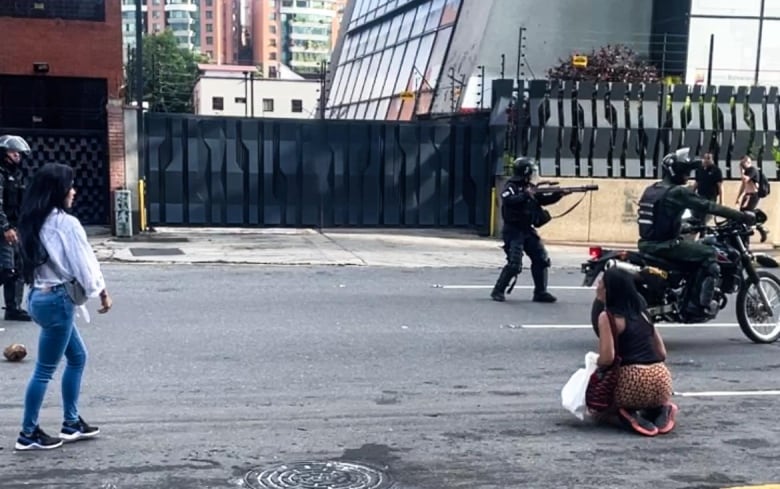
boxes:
[491,158,599,303]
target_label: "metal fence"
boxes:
[508,79,780,180]
[145,113,497,229]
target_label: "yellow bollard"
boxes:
[489,187,496,237]
[137,178,147,232]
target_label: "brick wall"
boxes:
[0,2,127,226]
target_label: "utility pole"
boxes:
[134,0,144,178]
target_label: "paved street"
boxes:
[1,264,780,489]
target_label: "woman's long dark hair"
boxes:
[603,266,648,319]
[17,163,74,284]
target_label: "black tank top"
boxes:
[616,313,662,365]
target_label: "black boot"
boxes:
[531,266,556,303]
[491,267,516,302]
[4,276,30,321]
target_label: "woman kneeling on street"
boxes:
[14,163,112,451]
[594,267,678,436]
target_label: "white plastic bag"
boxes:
[561,351,600,420]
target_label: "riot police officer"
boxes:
[637,149,755,318]
[491,157,568,303]
[0,135,32,321]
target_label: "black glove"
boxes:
[742,211,757,225]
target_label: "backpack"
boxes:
[757,169,771,198]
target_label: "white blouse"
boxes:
[33,209,106,305]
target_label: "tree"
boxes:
[547,44,660,84]
[125,30,207,113]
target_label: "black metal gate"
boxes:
[0,75,110,225]
[145,113,495,229]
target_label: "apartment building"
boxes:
[251,0,346,79]
[121,0,247,64]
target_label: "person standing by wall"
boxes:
[691,152,722,225]
[0,135,32,321]
[736,156,760,211]
[14,163,113,451]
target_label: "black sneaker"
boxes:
[15,426,63,450]
[4,308,31,321]
[618,408,659,436]
[59,416,100,442]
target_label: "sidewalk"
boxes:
[86,227,776,270]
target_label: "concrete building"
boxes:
[0,1,126,226]
[324,0,694,120]
[250,0,346,79]
[686,0,780,86]
[121,0,250,64]
[193,64,321,118]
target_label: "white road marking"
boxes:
[433,284,594,290]
[521,323,739,329]
[674,389,780,397]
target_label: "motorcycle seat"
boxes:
[637,253,690,271]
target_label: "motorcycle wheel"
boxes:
[736,270,780,344]
[591,298,605,336]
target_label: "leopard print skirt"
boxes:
[613,362,673,410]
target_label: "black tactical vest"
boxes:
[636,182,677,241]
[501,179,533,227]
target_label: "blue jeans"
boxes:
[22,285,87,434]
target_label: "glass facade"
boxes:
[326,0,462,120]
[686,0,780,85]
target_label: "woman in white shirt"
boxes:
[14,163,113,451]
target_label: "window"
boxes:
[269,25,277,34]
[270,39,277,47]
[206,11,213,19]
[263,99,275,112]
[269,52,277,60]
[205,0,213,5]
[206,36,213,45]
[269,66,278,78]
[206,24,213,32]
[212,97,224,110]
[291,99,303,112]
[0,0,107,22]
[235,97,247,104]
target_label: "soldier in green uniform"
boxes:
[636,149,756,317]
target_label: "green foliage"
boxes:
[125,30,207,113]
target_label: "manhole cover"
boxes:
[244,461,394,489]
[129,247,184,257]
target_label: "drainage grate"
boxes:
[129,247,185,257]
[244,461,394,489]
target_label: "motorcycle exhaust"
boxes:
[604,259,642,275]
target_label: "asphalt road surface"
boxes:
[1,264,779,489]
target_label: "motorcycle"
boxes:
[581,208,780,344]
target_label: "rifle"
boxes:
[532,183,599,222]
[533,183,599,195]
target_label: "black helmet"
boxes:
[512,157,536,180]
[0,135,31,155]
[661,148,698,184]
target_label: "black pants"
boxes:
[740,193,759,211]
[493,227,551,295]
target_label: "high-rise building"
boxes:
[250,0,346,79]
[121,0,249,65]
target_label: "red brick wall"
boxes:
[0,3,124,97]
[0,2,127,222]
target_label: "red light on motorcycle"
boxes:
[618,251,628,260]
[589,246,603,259]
